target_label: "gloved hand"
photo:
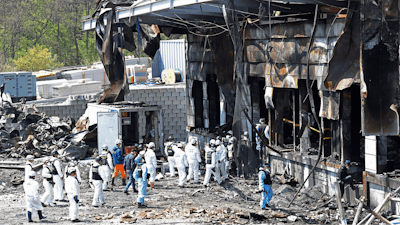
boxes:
[74,196,79,203]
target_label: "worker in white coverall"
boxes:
[24,171,46,222]
[65,167,80,222]
[99,145,113,190]
[203,139,221,186]
[90,157,105,207]
[25,155,34,180]
[134,152,148,208]
[185,138,201,183]
[216,140,228,180]
[164,136,176,177]
[40,158,55,207]
[50,150,64,201]
[174,143,188,187]
[64,157,82,183]
[145,142,157,189]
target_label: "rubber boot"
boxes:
[27,211,33,222]
[111,178,115,186]
[150,182,154,189]
[38,210,46,220]
[122,178,126,186]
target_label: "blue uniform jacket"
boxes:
[112,146,124,165]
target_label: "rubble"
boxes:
[0,102,93,160]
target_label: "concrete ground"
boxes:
[0,161,373,225]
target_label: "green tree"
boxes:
[12,45,62,71]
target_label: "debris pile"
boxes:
[0,102,91,159]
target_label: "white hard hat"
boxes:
[28,171,36,178]
[102,144,108,150]
[26,155,34,161]
[67,167,76,174]
[177,143,183,148]
[115,139,122,145]
[215,140,221,146]
[210,139,216,145]
[190,138,197,145]
[148,142,155,149]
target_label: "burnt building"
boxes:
[83,0,400,210]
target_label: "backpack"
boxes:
[263,171,272,185]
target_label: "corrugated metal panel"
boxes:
[158,39,186,80]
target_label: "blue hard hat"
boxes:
[345,160,351,164]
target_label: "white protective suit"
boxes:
[174,147,188,186]
[164,141,176,177]
[90,161,105,206]
[25,161,33,181]
[64,163,82,183]
[145,149,157,183]
[50,157,64,200]
[216,145,228,179]
[65,175,79,221]
[40,165,54,206]
[203,146,221,185]
[24,177,43,213]
[99,151,113,190]
[185,144,201,183]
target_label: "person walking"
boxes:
[259,164,273,209]
[174,143,188,187]
[99,145,113,190]
[185,138,201,184]
[134,152,148,208]
[145,142,157,189]
[165,136,176,177]
[65,167,80,222]
[50,150,64,201]
[24,171,46,222]
[40,158,55,207]
[123,149,139,194]
[111,139,127,187]
[90,157,105,207]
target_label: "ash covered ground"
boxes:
[0,160,373,225]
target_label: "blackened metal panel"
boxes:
[244,38,333,64]
[318,90,340,120]
[361,0,399,135]
[211,34,235,117]
[324,3,360,91]
[188,43,214,63]
[187,62,213,81]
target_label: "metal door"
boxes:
[97,111,120,155]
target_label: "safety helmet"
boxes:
[51,150,58,157]
[244,131,249,136]
[168,136,174,141]
[115,139,122,145]
[177,143,183,148]
[190,138,197,145]
[210,139,216,146]
[264,163,270,168]
[102,144,108,150]
[216,136,221,141]
[138,144,143,150]
[345,160,351,165]
[148,142,155,149]
[67,167,76,174]
[215,140,221,146]
[26,155,34,161]
[260,118,266,123]
[227,130,233,135]
[28,171,36,179]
